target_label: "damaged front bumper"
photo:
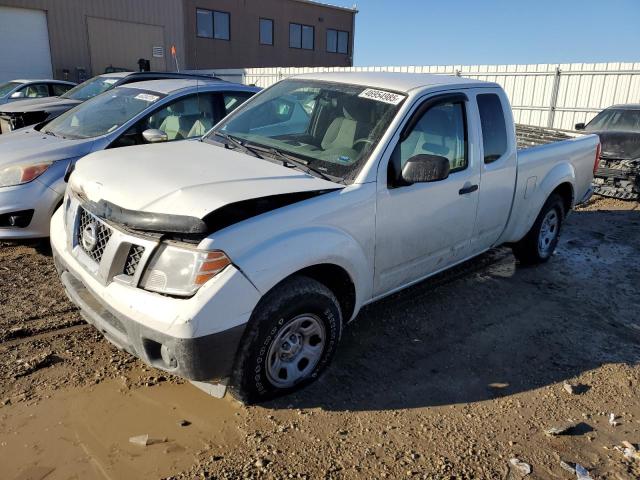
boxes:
[55,263,246,381]
[50,206,261,383]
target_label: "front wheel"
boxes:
[512,193,565,265]
[230,276,342,404]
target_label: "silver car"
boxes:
[0,79,259,239]
[0,79,75,105]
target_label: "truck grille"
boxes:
[124,245,145,276]
[77,208,112,264]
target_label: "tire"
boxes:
[229,275,343,404]
[512,193,565,265]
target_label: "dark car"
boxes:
[576,104,640,200]
[0,71,223,134]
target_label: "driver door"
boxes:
[374,93,481,296]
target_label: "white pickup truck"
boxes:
[51,73,600,403]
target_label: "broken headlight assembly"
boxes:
[0,162,51,188]
[139,243,231,297]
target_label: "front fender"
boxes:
[234,226,372,318]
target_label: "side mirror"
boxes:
[575,122,586,130]
[10,91,25,99]
[401,154,450,184]
[142,129,168,143]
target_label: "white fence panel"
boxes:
[209,62,640,130]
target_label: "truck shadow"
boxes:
[267,208,640,411]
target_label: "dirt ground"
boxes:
[1,196,639,480]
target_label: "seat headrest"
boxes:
[342,96,372,124]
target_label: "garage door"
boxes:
[0,7,53,83]
[87,17,166,75]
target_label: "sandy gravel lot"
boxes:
[0,196,639,480]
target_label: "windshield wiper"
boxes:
[213,132,263,159]
[44,130,57,138]
[247,144,343,184]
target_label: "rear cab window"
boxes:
[477,93,508,163]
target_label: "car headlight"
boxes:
[0,162,51,187]
[140,243,231,297]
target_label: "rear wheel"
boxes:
[230,275,342,404]
[512,193,565,265]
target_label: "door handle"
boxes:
[459,184,479,195]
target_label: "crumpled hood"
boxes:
[593,130,640,160]
[0,97,81,114]
[0,128,94,168]
[71,141,342,219]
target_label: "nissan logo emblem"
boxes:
[82,222,98,252]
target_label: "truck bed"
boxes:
[516,124,579,150]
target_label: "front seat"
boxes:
[320,97,373,154]
[159,97,205,140]
[187,99,216,138]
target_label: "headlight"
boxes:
[0,162,51,187]
[140,243,231,297]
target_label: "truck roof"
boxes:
[293,72,498,93]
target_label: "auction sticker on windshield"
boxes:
[135,93,160,102]
[358,88,405,105]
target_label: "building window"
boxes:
[327,29,349,54]
[289,23,314,50]
[196,9,213,38]
[196,8,230,40]
[260,18,273,45]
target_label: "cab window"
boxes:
[22,83,50,98]
[399,101,467,173]
[477,94,507,163]
[112,93,221,147]
[223,92,253,115]
[52,83,73,96]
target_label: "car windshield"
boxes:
[42,87,163,139]
[60,76,123,101]
[0,81,21,97]
[207,79,406,183]
[586,108,640,132]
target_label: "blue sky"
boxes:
[327,0,640,66]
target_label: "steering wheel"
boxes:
[353,138,374,150]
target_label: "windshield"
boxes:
[207,79,406,183]
[586,108,640,132]
[0,81,21,97]
[42,88,163,139]
[60,76,123,101]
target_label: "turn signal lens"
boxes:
[0,162,52,188]
[195,251,231,285]
[593,142,601,175]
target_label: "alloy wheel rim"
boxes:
[265,314,326,388]
[538,209,559,257]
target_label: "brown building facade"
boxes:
[184,0,355,69]
[0,0,356,82]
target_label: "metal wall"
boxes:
[0,0,186,80]
[213,62,640,130]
